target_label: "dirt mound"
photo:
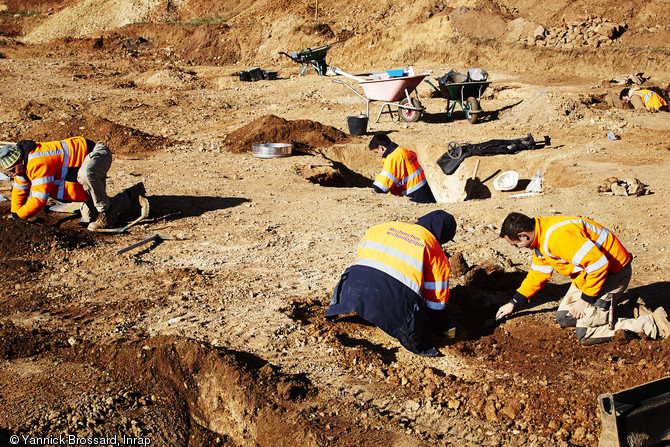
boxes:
[116,23,241,66]
[89,336,325,446]
[0,330,403,446]
[22,0,163,45]
[0,213,93,283]
[224,114,353,153]
[445,318,670,441]
[0,320,68,359]
[20,115,172,156]
[450,7,509,41]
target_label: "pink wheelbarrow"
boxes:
[331,67,431,123]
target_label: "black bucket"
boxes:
[347,115,368,136]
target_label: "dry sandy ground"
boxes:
[0,1,670,446]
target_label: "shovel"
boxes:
[464,159,480,200]
[94,196,149,234]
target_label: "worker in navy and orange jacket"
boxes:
[620,88,668,110]
[369,133,436,203]
[496,212,669,345]
[0,137,146,231]
[325,210,457,356]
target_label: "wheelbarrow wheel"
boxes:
[466,96,481,124]
[399,97,422,123]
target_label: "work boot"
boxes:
[652,307,670,339]
[87,208,118,231]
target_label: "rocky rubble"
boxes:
[597,176,647,196]
[525,17,627,48]
[8,386,155,440]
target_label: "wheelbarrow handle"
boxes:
[424,79,440,92]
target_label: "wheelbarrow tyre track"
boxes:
[399,97,422,123]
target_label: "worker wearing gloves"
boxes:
[325,210,457,356]
[496,212,670,345]
[620,88,668,110]
[0,137,146,231]
[369,133,436,203]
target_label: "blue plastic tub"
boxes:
[386,69,404,77]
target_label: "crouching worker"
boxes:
[0,137,147,231]
[369,133,436,203]
[325,210,457,356]
[496,212,669,345]
[620,88,668,111]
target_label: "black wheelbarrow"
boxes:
[425,78,491,124]
[279,44,332,76]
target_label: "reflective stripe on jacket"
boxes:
[11,137,90,218]
[354,221,450,310]
[518,216,631,299]
[631,89,667,109]
[372,145,429,199]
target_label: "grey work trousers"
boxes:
[77,142,112,222]
[556,262,657,344]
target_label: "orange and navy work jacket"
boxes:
[354,221,450,310]
[11,137,90,218]
[631,89,667,109]
[518,216,631,300]
[372,144,429,199]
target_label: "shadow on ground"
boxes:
[147,195,249,222]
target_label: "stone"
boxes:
[611,182,628,196]
[484,400,499,421]
[572,426,587,442]
[449,252,469,277]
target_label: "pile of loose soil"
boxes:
[0,320,68,359]
[224,114,354,153]
[0,209,93,283]
[20,115,172,156]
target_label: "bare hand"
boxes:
[496,302,515,321]
[569,298,589,320]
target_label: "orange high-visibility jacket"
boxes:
[631,89,667,109]
[517,216,631,300]
[355,221,450,310]
[11,137,90,218]
[373,146,429,198]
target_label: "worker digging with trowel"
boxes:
[325,210,458,356]
[369,133,436,203]
[0,137,147,231]
[496,212,670,345]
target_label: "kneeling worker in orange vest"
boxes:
[496,212,670,345]
[0,137,147,231]
[620,88,667,110]
[325,210,457,356]
[369,133,436,203]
